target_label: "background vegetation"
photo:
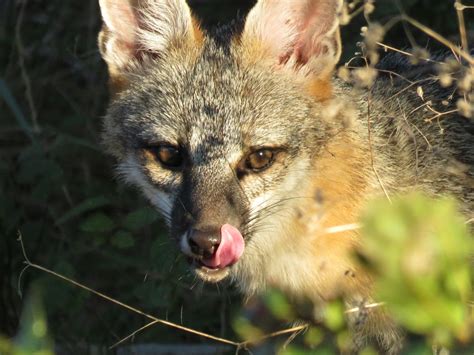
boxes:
[0,0,472,353]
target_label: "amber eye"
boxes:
[246,149,275,171]
[148,145,183,169]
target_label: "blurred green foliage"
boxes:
[361,194,472,347]
[0,0,473,353]
[0,287,54,355]
[234,195,473,353]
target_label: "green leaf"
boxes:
[304,326,324,347]
[122,207,158,231]
[111,230,135,249]
[263,289,294,320]
[56,196,110,225]
[324,301,345,332]
[80,212,115,233]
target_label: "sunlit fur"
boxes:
[98,1,473,353]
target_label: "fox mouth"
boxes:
[183,224,245,283]
[188,258,231,282]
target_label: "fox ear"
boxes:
[242,0,342,79]
[98,0,200,92]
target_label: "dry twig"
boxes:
[16,232,316,351]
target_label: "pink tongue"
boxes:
[201,224,244,269]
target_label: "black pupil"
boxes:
[155,146,182,168]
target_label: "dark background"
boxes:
[0,0,472,352]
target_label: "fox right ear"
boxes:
[242,0,343,81]
[98,0,201,93]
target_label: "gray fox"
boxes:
[97,0,473,352]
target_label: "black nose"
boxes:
[188,228,221,258]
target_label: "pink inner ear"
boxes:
[300,10,321,60]
[100,0,138,46]
[245,0,341,73]
[290,1,339,65]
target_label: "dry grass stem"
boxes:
[17,232,240,347]
[454,1,469,53]
[109,320,160,349]
[240,324,310,348]
[345,302,386,314]
[16,232,319,350]
[401,15,473,66]
[375,42,442,64]
[455,4,474,10]
[323,223,362,235]
[425,107,459,123]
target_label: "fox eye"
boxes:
[148,145,183,169]
[246,149,274,172]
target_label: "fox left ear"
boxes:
[98,0,201,94]
[242,0,343,80]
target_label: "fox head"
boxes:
[98,0,344,289]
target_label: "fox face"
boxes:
[99,0,345,287]
[107,54,323,283]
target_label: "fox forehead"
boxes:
[109,40,313,159]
